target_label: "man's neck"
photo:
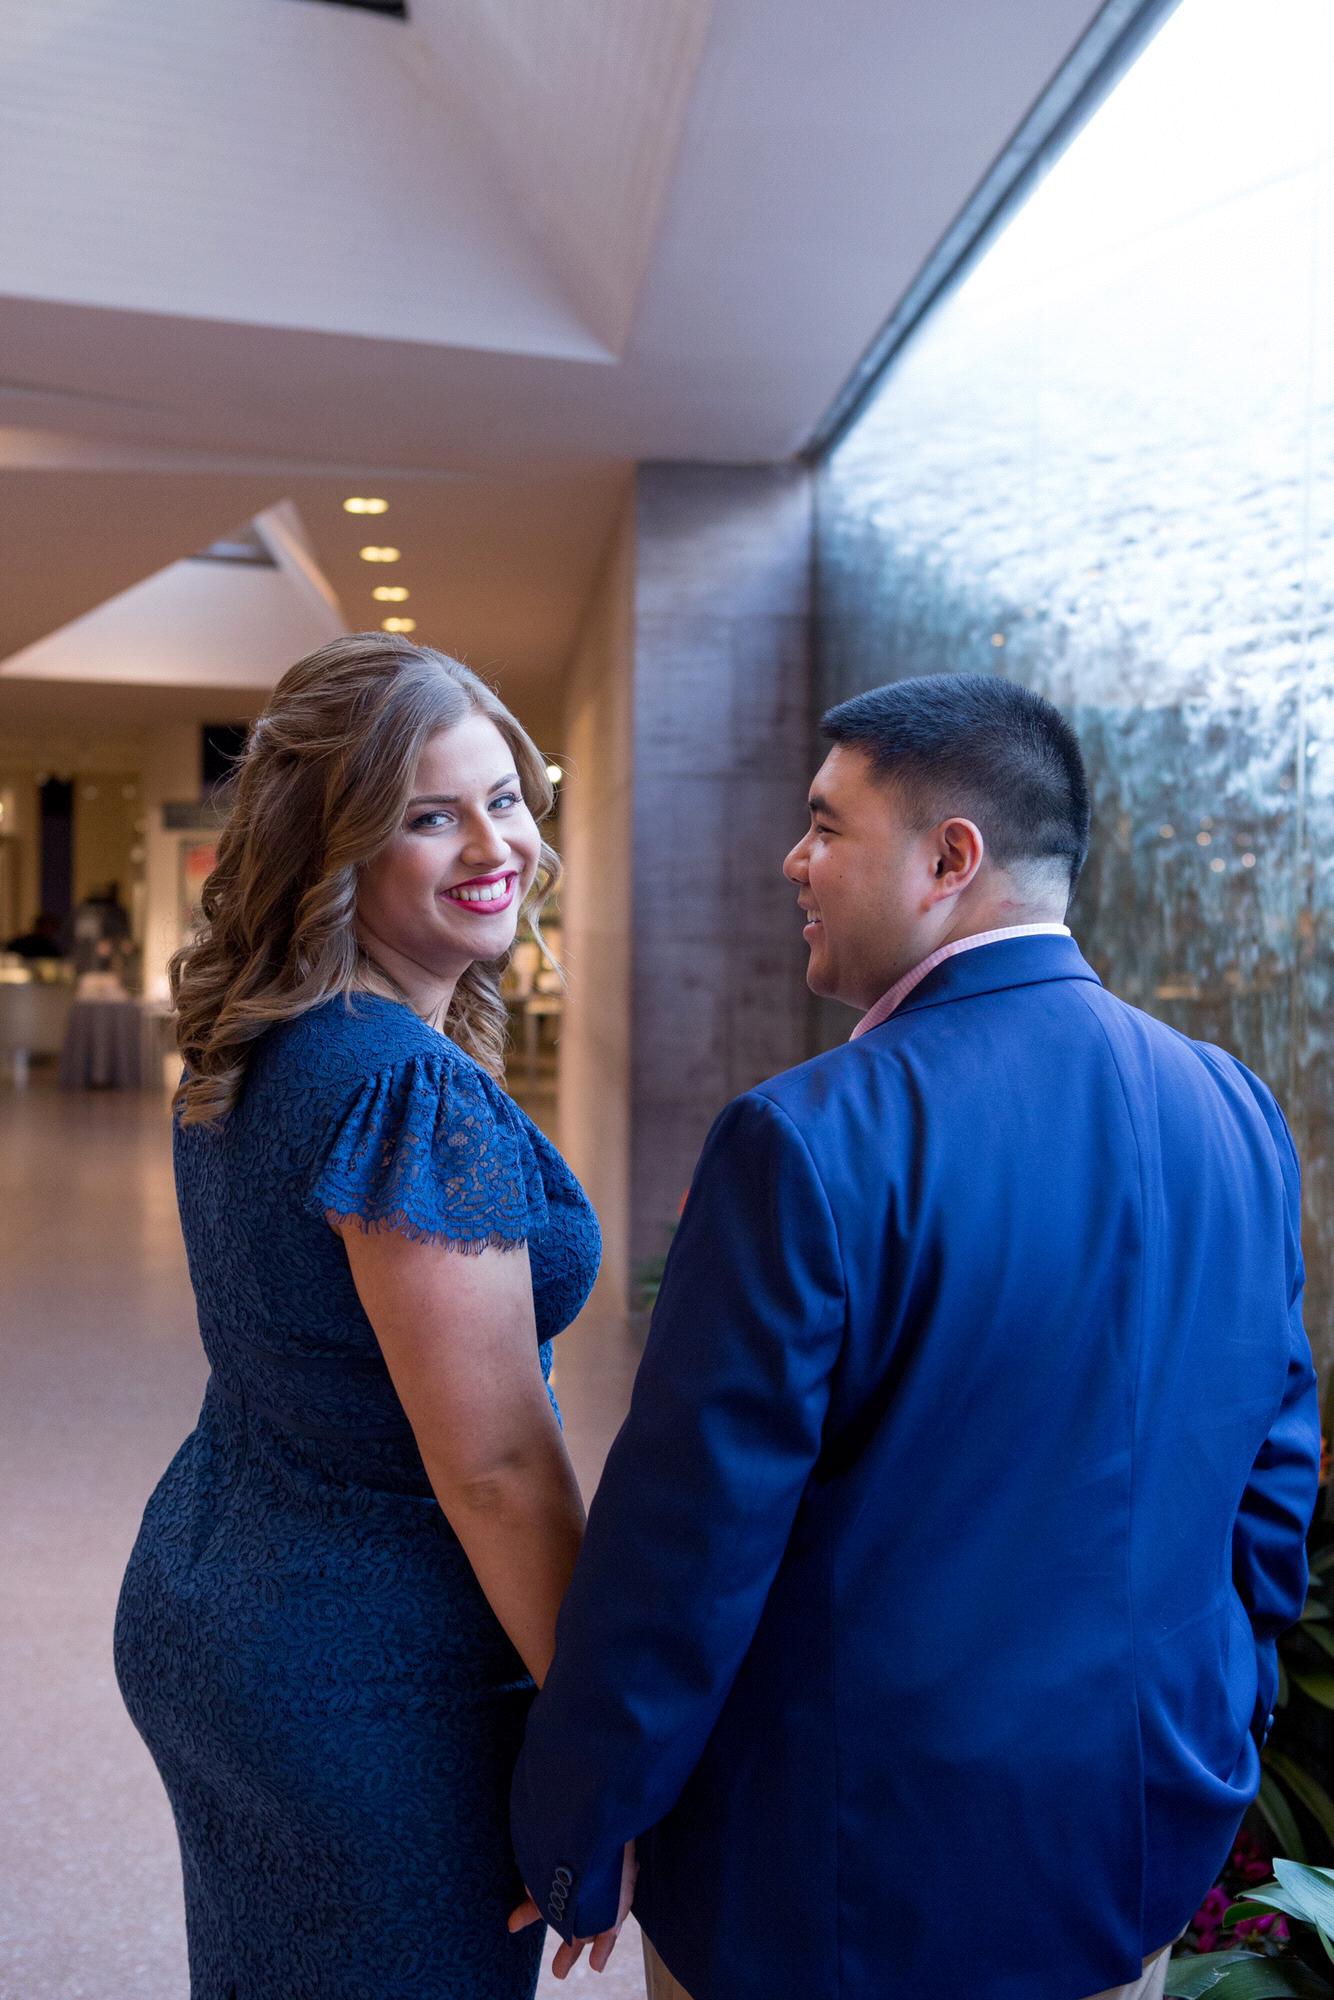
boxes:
[849,911,1070,1019]
[938,899,1068,950]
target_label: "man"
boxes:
[66,880,131,974]
[511,674,1322,2000]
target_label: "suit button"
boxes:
[555,1867,573,1887]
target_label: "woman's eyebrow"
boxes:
[408,774,520,805]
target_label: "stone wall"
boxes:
[629,462,814,1284]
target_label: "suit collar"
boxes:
[869,933,1102,1025]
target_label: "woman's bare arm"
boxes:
[338,1220,585,1686]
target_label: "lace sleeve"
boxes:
[303,1050,548,1251]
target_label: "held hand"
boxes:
[508,1841,638,1979]
[584,1840,637,1975]
[507,1886,588,1978]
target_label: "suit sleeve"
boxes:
[1232,1094,1323,1745]
[511,1090,846,1941]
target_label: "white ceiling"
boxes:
[0,0,1107,711]
[1,503,344,688]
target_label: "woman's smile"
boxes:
[439,870,519,914]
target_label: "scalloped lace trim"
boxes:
[323,1207,529,1253]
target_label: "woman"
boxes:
[115,635,618,1998]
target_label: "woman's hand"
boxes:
[508,1841,637,1978]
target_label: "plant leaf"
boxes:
[1309,1546,1334,1577]
[1305,1626,1334,1664]
[1265,1753,1334,1849]
[1163,1950,1334,2000]
[1256,1768,1309,1862]
[1271,1861,1334,1938]
[1164,1953,1271,1998]
[1175,1955,1334,1998]
[1290,1672,1334,1712]
[1225,1868,1334,1950]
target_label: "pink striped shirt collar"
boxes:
[849,924,1072,1040]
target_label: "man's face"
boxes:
[783,746,945,1010]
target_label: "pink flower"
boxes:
[1233,1912,1288,1945]
[1195,1889,1230,1926]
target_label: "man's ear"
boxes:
[931,818,985,898]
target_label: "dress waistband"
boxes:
[203,1332,419,1444]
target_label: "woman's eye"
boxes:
[489,792,520,812]
[410,810,452,830]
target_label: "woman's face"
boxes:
[356,712,542,984]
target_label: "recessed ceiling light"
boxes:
[344,497,388,515]
[360,546,401,562]
[372,585,410,602]
[382,616,416,633]
[545,763,563,784]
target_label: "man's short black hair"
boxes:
[820,673,1091,891]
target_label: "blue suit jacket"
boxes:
[512,937,1321,2000]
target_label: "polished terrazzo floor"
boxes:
[0,1072,648,2000]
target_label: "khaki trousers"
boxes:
[642,1936,1172,2000]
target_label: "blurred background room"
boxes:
[1,0,1330,1994]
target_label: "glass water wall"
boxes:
[815,0,1333,1386]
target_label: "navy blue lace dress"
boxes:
[114,993,601,2000]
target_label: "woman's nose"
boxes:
[462,815,509,865]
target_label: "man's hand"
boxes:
[508,1841,638,1978]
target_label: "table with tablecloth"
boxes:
[58,997,162,1089]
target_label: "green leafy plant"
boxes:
[1169,1509,1334,1997]
[1256,1539,1334,1868]
[635,1248,670,1309]
[634,1197,688,1310]
[1164,1862,1334,1997]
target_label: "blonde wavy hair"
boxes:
[171,633,560,1127]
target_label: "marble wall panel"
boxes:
[814,3,1334,1391]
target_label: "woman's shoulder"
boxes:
[256,990,512,1106]
[289,998,550,1247]
[246,990,461,1102]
